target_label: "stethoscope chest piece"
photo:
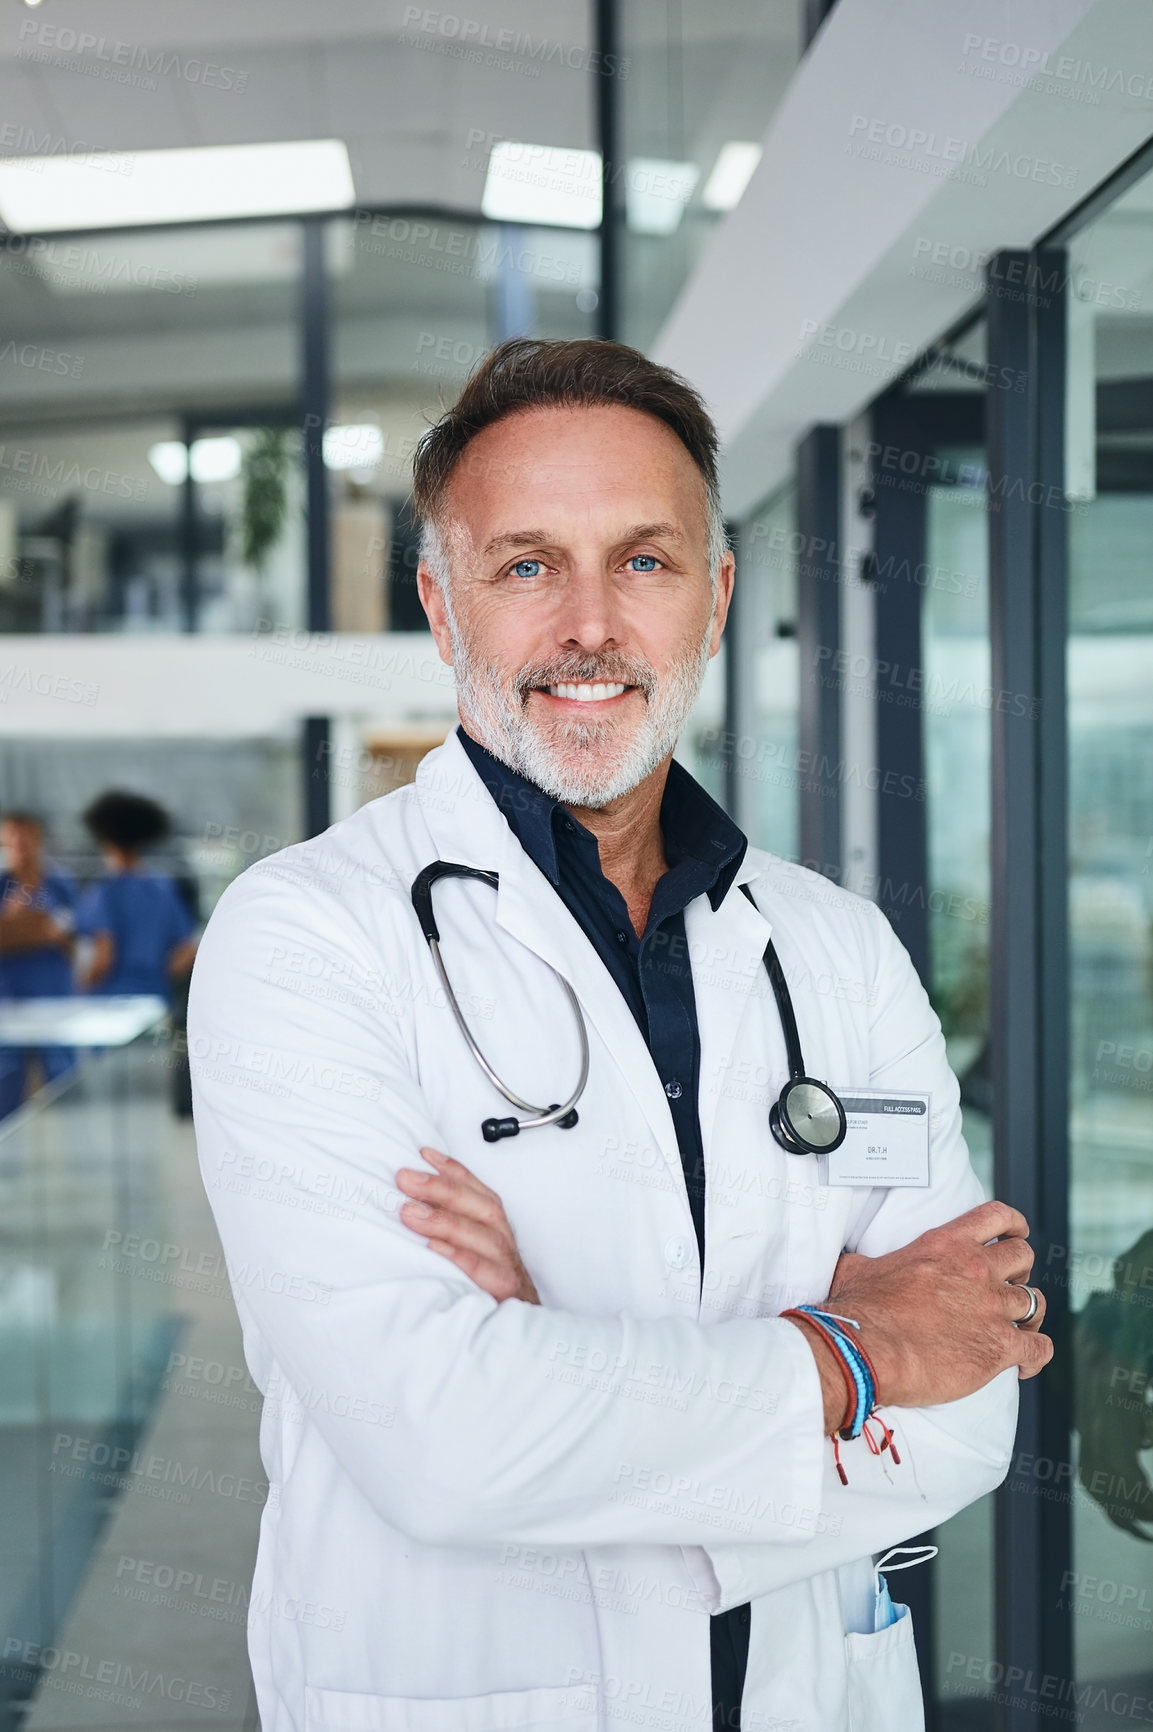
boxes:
[770,1076,847,1156]
[742,886,848,1159]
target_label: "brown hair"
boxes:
[411,337,724,564]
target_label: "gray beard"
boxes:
[446,616,714,808]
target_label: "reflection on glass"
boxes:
[0,1039,176,1722]
[713,487,799,858]
[0,222,299,632]
[1065,164,1153,1700]
[924,471,991,1152]
[921,457,997,1722]
[617,1,800,352]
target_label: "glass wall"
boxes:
[0,1023,176,1727]
[0,224,302,632]
[922,450,997,1726]
[616,0,800,353]
[1063,165,1153,1703]
[0,210,602,638]
[717,486,801,858]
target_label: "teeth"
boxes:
[547,682,627,702]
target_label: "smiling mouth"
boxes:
[541,681,633,703]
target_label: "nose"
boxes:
[552,563,622,654]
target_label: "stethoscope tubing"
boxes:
[414,861,844,1152]
[426,934,589,1131]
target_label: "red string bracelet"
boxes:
[781,1306,899,1483]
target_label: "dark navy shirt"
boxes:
[457,726,753,1729]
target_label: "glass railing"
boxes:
[0,1000,176,1730]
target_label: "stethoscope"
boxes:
[411,862,847,1155]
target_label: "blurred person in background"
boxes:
[0,811,77,1117]
[78,790,200,1117]
[78,790,198,996]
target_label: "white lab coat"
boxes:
[188,728,1017,1732]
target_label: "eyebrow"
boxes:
[482,521,685,557]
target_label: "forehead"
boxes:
[445,403,706,532]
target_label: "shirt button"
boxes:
[616,929,628,945]
[663,1236,689,1269]
[664,1078,683,1100]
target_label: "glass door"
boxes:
[1063,170,1153,1708]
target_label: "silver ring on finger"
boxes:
[1010,1282,1040,1325]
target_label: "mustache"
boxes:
[512,653,657,703]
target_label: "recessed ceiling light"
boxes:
[702,142,762,211]
[481,142,602,230]
[0,139,355,235]
[148,438,242,486]
[626,159,699,236]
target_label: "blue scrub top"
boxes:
[77,872,196,998]
[0,870,77,998]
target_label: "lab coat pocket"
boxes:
[304,1681,600,1732]
[844,1603,923,1732]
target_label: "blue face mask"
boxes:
[873,1545,939,1631]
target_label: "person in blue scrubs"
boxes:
[77,792,198,998]
[0,811,78,1118]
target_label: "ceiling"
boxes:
[0,0,596,213]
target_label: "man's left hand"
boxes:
[396,1147,540,1305]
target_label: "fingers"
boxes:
[1013,1324,1054,1379]
[985,1235,1035,1286]
[405,1200,512,1266]
[396,1150,504,1228]
[425,1247,526,1302]
[957,1199,1032,1245]
[396,1147,531,1302]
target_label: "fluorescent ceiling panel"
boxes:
[0,140,355,235]
[482,143,602,230]
[626,159,699,236]
[702,142,762,212]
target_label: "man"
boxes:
[0,811,77,1117]
[189,339,1050,1732]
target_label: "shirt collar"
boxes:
[455,724,746,912]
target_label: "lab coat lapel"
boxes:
[413,735,684,1188]
[684,868,775,1157]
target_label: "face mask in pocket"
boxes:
[871,1544,938,1631]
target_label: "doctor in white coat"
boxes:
[189,337,1051,1732]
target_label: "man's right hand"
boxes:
[788,1201,1052,1428]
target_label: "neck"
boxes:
[564,757,671,937]
[457,717,672,938]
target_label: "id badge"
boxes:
[824,1091,931,1187]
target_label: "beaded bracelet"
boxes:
[782,1303,899,1484]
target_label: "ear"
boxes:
[417,563,454,667]
[708,549,736,657]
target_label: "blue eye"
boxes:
[626,555,660,572]
[510,559,543,578]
